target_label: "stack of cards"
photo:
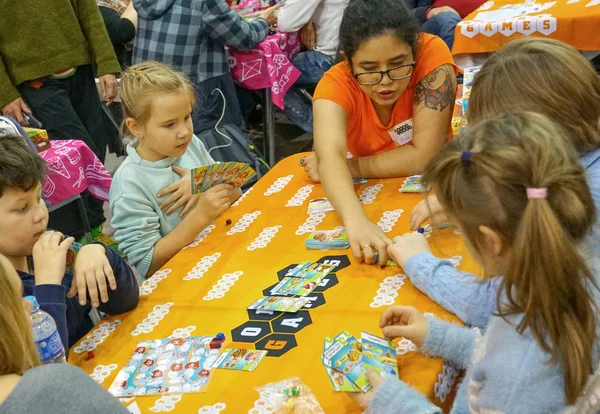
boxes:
[321,331,398,393]
[211,348,267,372]
[270,262,336,296]
[305,229,350,250]
[191,162,256,194]
[399,175,430,193]
[307,198,335,214]
[247,296,310,313]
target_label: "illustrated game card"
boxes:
[322,336,360,392]
[361,332,398,379]
[247,296,310,313]
[399,175,430,193]
[211,348,267,372]
[305,230,350,250]
[322,332,371,392]
[307,198,335,214]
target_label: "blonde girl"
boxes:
[110,61,238,279]
[0,255,128,412]
[358,113,600,413]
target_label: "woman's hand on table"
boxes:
[387,233,432,268]
[158,166,200,217]
[68,244,116,308]
[300,22,317,49]
[260,4,280,27]
[345,215,392,265]
[349,368,385,409]
[380,305,429,347]
[299,154,320,182]
[409,194,447,231]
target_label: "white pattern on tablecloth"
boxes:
[149,395,183,412]
[285,184,314,207]
[140,269,172,296]
[203,271,243,300]
[183,253,221,281]
[295,212,327,235]
[73,320,121,353]
[183,225,216,249]
[227,211,261,235]
[359,184,384,204]
[370,274,406,308]
[377,209,404,233]
[171,326,196,338]
[264,175,294,195]
[247,226,282,250]
[434,363,459,403]
[231,187,253,207]
[198,402,226,413]
[90,364,118,384]
[131,303,174,336]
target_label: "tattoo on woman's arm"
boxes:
[413,65,455,111]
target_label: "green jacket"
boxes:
[0,0,121,107]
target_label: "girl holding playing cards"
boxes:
[301,0,457,264]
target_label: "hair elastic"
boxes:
[526,188,548,199]
[460,151,472,165]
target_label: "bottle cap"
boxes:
[24,296,39,312]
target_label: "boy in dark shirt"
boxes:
[0,135,139,356]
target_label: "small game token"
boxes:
[215,333,226,341]
[417,227,425,234]
[225,219,232,226]
[86,350,95,360]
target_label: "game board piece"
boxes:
[108,336,219,397]
[212,348,267,371]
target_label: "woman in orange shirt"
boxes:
[301,0,457,264]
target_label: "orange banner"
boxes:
[453,0,600,55]
[70,153,482,413]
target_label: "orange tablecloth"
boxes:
[453,0,600,56]
[71,153,482,413]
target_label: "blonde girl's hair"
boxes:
[423,112,597,403]
[0,255,40,374]
[467,38,600,154]
[119,61,196,138]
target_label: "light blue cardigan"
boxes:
[368,149,600,413]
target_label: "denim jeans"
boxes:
[284,50,334,133]
[421,11,461,51]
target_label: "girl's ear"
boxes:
[478,225,504,257]
[126,118,143,139]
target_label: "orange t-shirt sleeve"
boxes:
[411,34,459,87]
[313,63,355,117]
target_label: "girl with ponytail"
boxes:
[358,113,600,413]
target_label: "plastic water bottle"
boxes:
[25,296,67,364]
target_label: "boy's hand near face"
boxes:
[32,231,75,286]
[68,244,117,308]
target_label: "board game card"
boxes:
[247,296,310,313]
[270,268,331,297]
[305,230,350,250]
[202,163,222,192]
[108,336,219,397]
[211,348,267,372]
[191,166,210,194]
[323,333,371,392]
[399,175,430,193]
[353,178,368,185]
[230,164,256,188]
[289,262,336,279]
[307,197,334,214]
[321,336,360,392]
[361,332,398,379]
[373,251,397,266]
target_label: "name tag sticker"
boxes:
[388,119,413,146]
